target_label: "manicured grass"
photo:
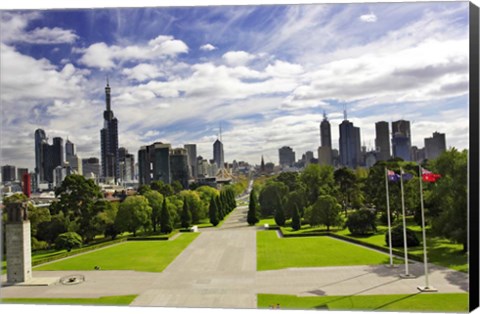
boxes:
[34,233,199,272]
[258,293,468,312]
[335,224,468,272]
[2,295,137,306]
[257,231,396,271]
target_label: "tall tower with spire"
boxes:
[100,78,119,183]
[213,123,224,170]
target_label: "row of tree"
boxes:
[2,175,241,251]
[249,148,468,251]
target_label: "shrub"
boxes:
[346,209,377,235]
[385,225,420,247]
[31,237,49,251]
[55,232,83,252]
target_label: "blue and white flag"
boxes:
[387,169,400,182]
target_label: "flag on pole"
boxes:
[421,168,441,182]
[402,172,414,181]
[387,169,400,182]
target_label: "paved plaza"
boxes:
[0,205,469,309]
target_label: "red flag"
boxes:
[421,168,441,182]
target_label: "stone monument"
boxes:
[5,201,32,283]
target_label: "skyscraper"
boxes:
[82,157,101,179]
[34,129,47,183]
[100,80,119,183]
[279,146,295,167]
[375,121,391,161]
[213,139,224,170]
[391,120,411,161]
[1,165,16,183]
[34,129,64,184]
[65,139,75,159]
[170,148,190,189]
[339,119,361,168]
[184,144,197,179]
[424,132,446,160]
[320,112,332,148]
[318,112,333,166]
[138,142,172,185]
[118,147,135,182]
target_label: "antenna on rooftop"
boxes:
[343,103,347,120]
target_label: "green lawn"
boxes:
[34,233,199,272]
[258,293,468,312]
[257,231,398,271]
[2,295,137,306]
[335,225,467,272]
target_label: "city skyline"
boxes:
[0,2,470,170]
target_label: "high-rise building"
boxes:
[33,130,64,184]
[375,121,391,161]
[118,147,135,183]
[318,146,332,166]
[82,157,101,179]
[65,139,75,159]
[304,151,314,166]
[279,146,295,167]
[391,120,411,161]
[100,80,119,183]
[411,146,426,163]
[184,144,197,178]
[34,129,47,183]
[320,112,332,148]
[17,168,28,182]
[1,165,16,183]
[138,142,172,185]
[170,148,190,189]
[339,119,361,168]
[424,132,446,160]
[213,139,224,170]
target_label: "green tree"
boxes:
[115,195,152,236]
[55,232,82,252]
[143,190,164,232]
[311,195,342,231]
[291,204,301,231]
[179,190,205,224]
[209,195,220,226]
[345,208,377,235]
[428,149,468,251]
[334,167,357,215]
[247,189,260,226]
[274,193,286,226]
[151,180,174,197]
[300,164,335,206]
[172,180,184,193]
[137,184,152,195]
[181,196,192,229]
[52,174,103,242]
[37,213,68,245]
[160,197,174,234]
[258,181,288,217]
[275,172,302,192]
[284,189,307,219]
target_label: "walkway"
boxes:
[0,205,469,309]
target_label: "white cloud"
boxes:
[78,35,189,69]
[359,12,377,23]
[222,51,256,67]
[122,63,164,82]
[200,43,217,51]
[1,12,78,44]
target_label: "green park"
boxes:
[1,148,470,312]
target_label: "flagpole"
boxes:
[384,167,394,267]
[400,167,414,278]
[417,165,437,291]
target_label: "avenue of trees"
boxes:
[251,148,469,252]
[2,175,242,252]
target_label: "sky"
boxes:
[0,1,471,171]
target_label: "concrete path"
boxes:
[0,204,469,309]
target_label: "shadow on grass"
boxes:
[312,277,404,310]
[372,293,420,311]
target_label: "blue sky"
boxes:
[0,1,471,170]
